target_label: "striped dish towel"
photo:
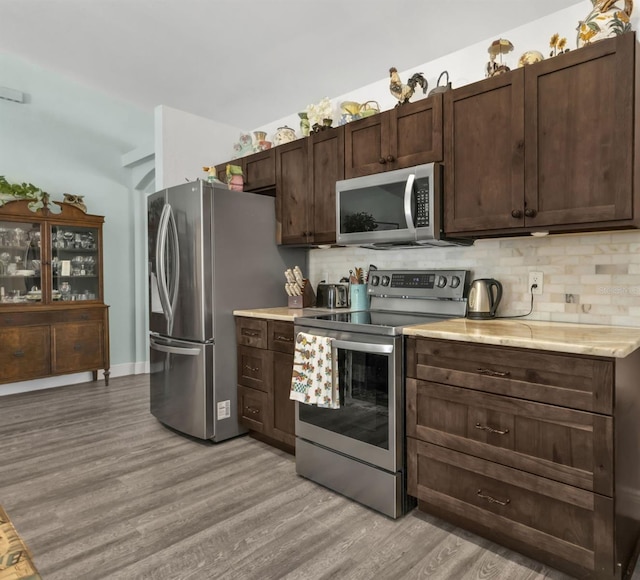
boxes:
[290,332,339,409]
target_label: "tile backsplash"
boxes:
[308,230,640,328]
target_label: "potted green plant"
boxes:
[0,176,49,211]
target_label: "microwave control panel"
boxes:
[415,178,429,227]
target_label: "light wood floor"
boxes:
[0,375,637,580]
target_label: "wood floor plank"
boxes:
[1,375,637,580]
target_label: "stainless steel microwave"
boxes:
[335,163,471,249]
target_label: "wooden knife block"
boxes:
[288,279,316,308]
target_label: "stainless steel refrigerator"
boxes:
[148,180,306,441]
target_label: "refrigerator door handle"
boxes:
[150,337,200,356]
[166,205,180,317]
[156,202,180,329]
[156,203,172,321]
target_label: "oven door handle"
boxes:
[332,340,393,354]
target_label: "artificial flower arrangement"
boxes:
[305,97,334,131]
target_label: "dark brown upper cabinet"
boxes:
[215,148,276,194]
[275,127,344,246]
[275,138,309,245]
[344,95,443,179]
[444,32,638,238]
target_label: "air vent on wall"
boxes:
[0,86,25,103]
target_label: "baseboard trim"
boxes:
[0,362,148,396]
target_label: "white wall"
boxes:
[154,105,242,189]
[255,1,640,328]
[0,52,153,394]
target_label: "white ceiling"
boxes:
[1,0,582,129]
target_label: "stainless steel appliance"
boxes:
[148,180,305,441]
[294,269,469,518]
[467,278,503,319]
[316,283,349,308]
[335,164,472,249]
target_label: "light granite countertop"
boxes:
[233,306,337,322]
[403,318,640,358]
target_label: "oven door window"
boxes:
[298,348,390,449]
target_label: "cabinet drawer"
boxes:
[235,317,268,349]
[55,307,104,323]
[238,385,268,433]
[268,320,294,354]
[408,439,615,578]
[406,337,613,414]
[52,321,104,373]
[407,379,613,495]
[0,311,43,327]
[237,345,272,392]
[0,326,50,382]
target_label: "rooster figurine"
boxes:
[389,67,428,106]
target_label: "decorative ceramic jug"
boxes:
[577,0,633,48]
[272,126,297,146]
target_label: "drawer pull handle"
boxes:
[477,368,510,378]
[477,489,510,506]
[275,335,293,342]
[73,344,82,351]
[13,350,25,358]
[244,365,259,372]
[81,314,89,320]
[242,330,259,337]
[245,406,260,415]
[475,423,509,436]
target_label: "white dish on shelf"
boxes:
[14,269,36,276]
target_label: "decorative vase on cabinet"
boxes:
[0,198,110,386]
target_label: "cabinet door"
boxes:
[0,326,50,382]
[215,162,229,184]
[524,33,634,228]
[406,379,613,496]
[0,218,43,304]
[267,320,295,354]
[270,350,295,446]
[276,139,310,245]
[444,70,525,235]
[408,439,615,580]
[344,111,391,178]
[52,321,104,374]
[238,385,268,433]
[389,95,443,169]
[243,149,276,193]
[50,223,102,303]
[308,128,344,244]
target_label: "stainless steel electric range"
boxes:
[294,269,470,518]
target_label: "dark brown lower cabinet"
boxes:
[236,316,295,452]
[406,336,640,580]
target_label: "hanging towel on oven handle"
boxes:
[290,331,340,409]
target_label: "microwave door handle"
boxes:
[403,173,417,236]
[332,340,393,355]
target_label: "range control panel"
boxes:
[368,269,469,301]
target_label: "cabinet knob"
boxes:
[511,209,522,219]
[386,155,395,163]
[73,344,82,351]
[524,208,537,218]
[378,158,387,165]
[13,350,24,358]
[81,314,89,320]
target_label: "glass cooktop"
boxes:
[295,310,451,336]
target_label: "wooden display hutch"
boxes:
[0,199,110,386]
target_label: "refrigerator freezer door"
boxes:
[150,334,213,439]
